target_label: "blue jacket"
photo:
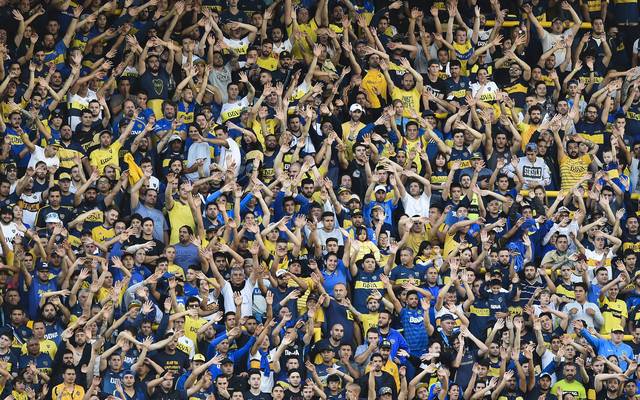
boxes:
[580,328,633,370]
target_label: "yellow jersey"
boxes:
[391,87,421,117]
[167,199,196,244]
[89,140,122,173]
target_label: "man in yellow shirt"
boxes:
[89,114,141,174]
[381,57,424,118]
[52,367,85,400]
[553,129,594,190]
[257,40,279,71]
[284,0,325,59]
[22,320,57,359]
[341,104,367,161]
[166,180,196,244]
[361,54,388,108]
[91,207,119,244]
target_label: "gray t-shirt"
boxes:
[208,64,233,103]
[134,203,168,241]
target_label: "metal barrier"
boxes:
[518,190,640,200]
[485,20,593,28]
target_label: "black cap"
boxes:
[440,314,455,322]
[280,51,292,59]
[422,109,435,117]
[221,358,234,365]
[380,340,392,348]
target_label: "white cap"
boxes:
[374,184,387,193]
[45,213,62,224]
[349,103,364,113]
[169,134,183,142]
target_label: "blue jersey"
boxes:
[28,277,58,318]
[389,264,427,286]
[18,353,53,376]
[102,368,125,394]
[353,269,386,313]
[399,307,429,356]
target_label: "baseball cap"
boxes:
[471,152,483,160]
[337,186,351,194]
[169,134,183,142]
[349,103,364,113]
[279,51,292,59]
[348,194,360,202]
[352,209,363,216]
[193,354,206,362]
[526,143,538,152]
[558,206,570,213]
[123,370,135,377]
[422,109,435,117]
[374,184,387,193]
[37,264,50,271]
[58,172,72,181]
[128,300,142,310]
[611,325,625,333]
[380,340,391,348]
[440,314,455,322]
[539,372,552,380]
[50,110,64,119]
[378,387,393,396]
[275,269,288,278]
[45,213,62,224]
[221,358,234,365]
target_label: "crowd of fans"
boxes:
[3,0,640,399]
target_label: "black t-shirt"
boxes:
[150,388,188,400]
[35,205,75,229]
[126,236,166,258]
[245,390,273,400]
[151,349,190,374]
[346,161,367,199]
[525,388,558,400]
[596,389,624,400]
[228,374,248,393]
[498,388,525,400]
[357,371,397,399]
[284,388,304,400]
[139,69,171,100]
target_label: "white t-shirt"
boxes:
[470,81,500,102]
[177,335,196,359]
[219,138,241,177]
[221,280,254,317]
[68,91,97,130]
[27,146,60,169]
[585,248,614,280]
[0,222,20,253]
[402,193,431,218]
[540,30,573,67]
[223,36,250,55]
[218,97,250,123]
[18,192,42,227]
[273,39,293,55]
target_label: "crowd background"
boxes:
[3,0,640,399]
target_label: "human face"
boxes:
[63,369,76,384]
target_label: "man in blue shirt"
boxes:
[579,322,633,370]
